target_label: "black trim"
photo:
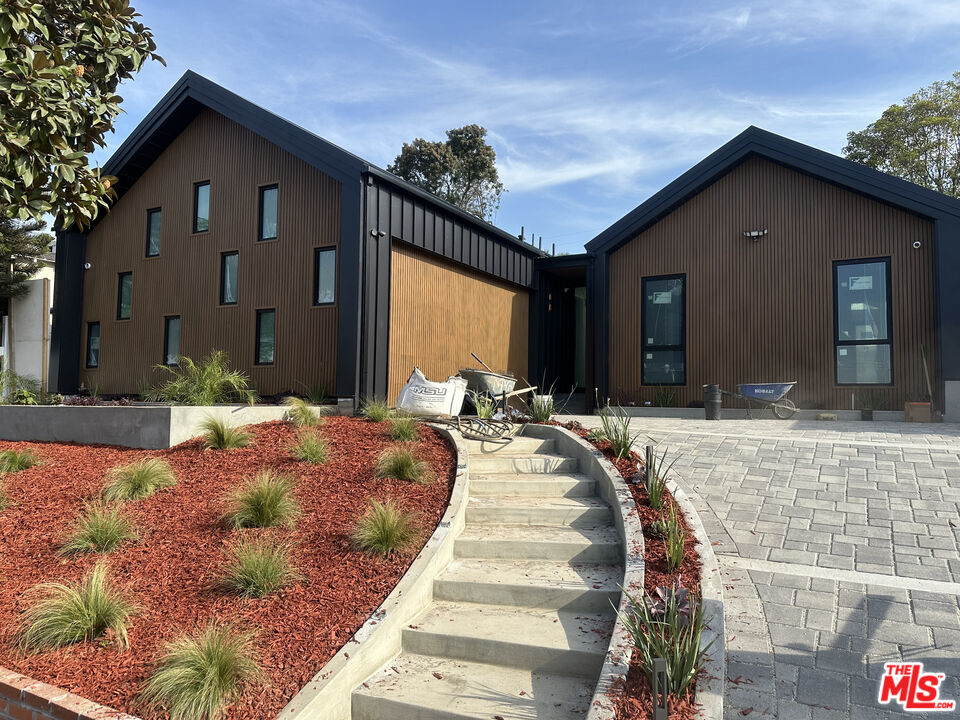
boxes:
[258,184,278,241]
[833,257,894,386]
[85,321,100,369]
[640,274,686,386]
[255,308,276,366]
[220,251,239,305]
[193,181,210,234]
[313,246,336,306]
[145,208,161,257]
[49,230,86,393]
[116,272,132,320]
[163,315,180,366]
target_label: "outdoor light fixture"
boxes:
[742,229,769,241]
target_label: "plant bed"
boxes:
[0,417,455,720]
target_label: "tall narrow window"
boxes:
[313,247,336,305]
[116,272,133,320]
[255,309,276,365]
[85,322,100,368]
[146,208,162,257]
[163,316,181,366]
[220,251,239,305]
[641,274,685,385]
[193,181,210,233]
[259,185,278,240]
[834,258,892,385]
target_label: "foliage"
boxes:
[374,446,432,484]
[599,404,644,459]
[17,562,135,651]
[528,394,555,422]
[140,623,260,720]
[664,503,686,573]
[200,416,251,450]
[297,381,326,405]
[217,536,299,598]
[152,351,257,406]
[283,396,320,428]
[0,368,39,400]
[360,396,392,422]
[352,499,418,555]
[469,391,496,419]
[0,1,164,228]
[102,457,176,501]
[844,71,960,198]
[645,578,691,624]
[289,429,328,464]
[653,385,677,408]
[388,124,505,221]
[0,217,52,303]
[644,444,678,511]
[0,447,38,472]
[60,502,136,555]
[388,416,420,442]
[586,427,607,443]
[221,470,300,529]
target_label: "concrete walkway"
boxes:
[571,416,960,720]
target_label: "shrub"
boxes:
[469,391,496,419]
[528,393,555,422]
[283,397,320,428]
[0,369,42,404]
[664,503,686,573]
[17,562,135,652]
[217,537,299,598]
[653,385,677,408]
[374,446,432,484]
[360,396,392,422]
[599,404,644,459]
[61,503,137,555]
[103,458,177,502]
[289,429,329,464]
[152,351,257,406]
[388,416,420,442]
[200,416,251,450]
[221,471,300,529]
[140,623,260,720]
[644,444,678,511]
[352,499,417,555]
[298,381,326,405]
[586,427,607,443]
[0,448,39,473]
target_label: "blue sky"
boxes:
[101,0,960,253]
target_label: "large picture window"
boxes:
[259,185,278,240]
[116,272,133,320]
[146,208,161,257]
[255,309,276,365]
[313,247,336,305]
[86,322,100,368]
[834,258,892,385]
[220,251,238,305]
[641,274,685,385]
[163,316,180,366]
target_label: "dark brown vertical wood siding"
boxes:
[387,244,529,403]
[80,109,340,396]
[609,156,937,410]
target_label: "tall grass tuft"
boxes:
[152,350,257,406]
[289,429,329,464]
[469,391,496,419]
[664,502,686,573]
[352,499,418,555]
[644,444,678,511]
[360,397,392,422]
[221,471,300,529]
[298,381,326,405]
[388,416,420,442]
[599,404,644,459]
[217,537,299,598]
[60,503,137,555]
[17,562,136,651]
[0,448,39,473]
[283,397,321,428]
[374,446,432,484]
[140,623,260,720]
[200,416,251,450]
[103,458,177,502]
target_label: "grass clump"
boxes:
[200,416,251,450]
[298,381,326,405]
[153,350,257,406]
[141,623,260,720]
[374,446,432,484]
[599,404,644,459]
[664,503,686,573]
[0,448,39,473]
[217,537,299,598]
[360,396,392,422]
[60,503,137,555]
[469,391,496,419]
[289,429,329,464]
[103,458,177,502]
[17,562,135,652]
[283,397,321,428]
[388,416,420,442]
[352,499,418,555]
[221,471,300,529]
[644,444,677,511]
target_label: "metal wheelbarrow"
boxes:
[720,382,798,419]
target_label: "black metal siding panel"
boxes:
[49,230,87,393]
[414,203,424,247]
[390,192,402,239]
[936,218,960,382]
[402,196,414,240]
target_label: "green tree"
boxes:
[0,0,164,230]
[0,217,54,309]
[388,125,505,221]
[844,72,960,197]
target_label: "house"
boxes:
[2,250,55,390]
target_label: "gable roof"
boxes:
[586,125,960,255]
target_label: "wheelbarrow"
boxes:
[720,382,798,419]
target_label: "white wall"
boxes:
[3,265,54,388]
[945,381,960,423]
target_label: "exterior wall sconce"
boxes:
[742,229,768,241]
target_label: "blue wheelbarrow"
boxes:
[720,382,798,419]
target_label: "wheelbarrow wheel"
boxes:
[773,399,797,419]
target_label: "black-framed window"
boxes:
[258,185,278,241]
[85,322,100,368]
[116,272,133,320]
[255,309,276,365]
[163,316,181,366]
[834,258,893,385]
[641,274,686,385]
[220,251,238,305]
[145,208,162,257]
[193,181,210,233]
[313,247,336,305]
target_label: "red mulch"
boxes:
[0,418,454,720]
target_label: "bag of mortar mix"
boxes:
[396,367,468,417]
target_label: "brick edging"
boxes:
[0,666,139,720]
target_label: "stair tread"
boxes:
[467,496,608,510]
[471,472,593,482]
[438,558,622,591]
[458,523,620,545]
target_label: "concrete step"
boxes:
[434,559,621,612]
[471,473,596,498]
[455,524,621,563]
[470,453,578,475]
[466,495,612,526]
[352,653,594,720]
[401,602,613,677]
[464,436,556,456]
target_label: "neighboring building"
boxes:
[2,252,55,389]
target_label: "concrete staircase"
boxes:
[352,435,623,720]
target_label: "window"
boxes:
[641,274,685,385]
[193,181,210,233]
[313,247,336,305]
[163,316,180,366]
[85,322,100,368]
[146,208,161,257]
[255,309,276,365]
[116,272,132,320]
[259,185,278,240]
[220,251,238,305]
[834,258,892,385]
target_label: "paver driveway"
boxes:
[572,417,960,719]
